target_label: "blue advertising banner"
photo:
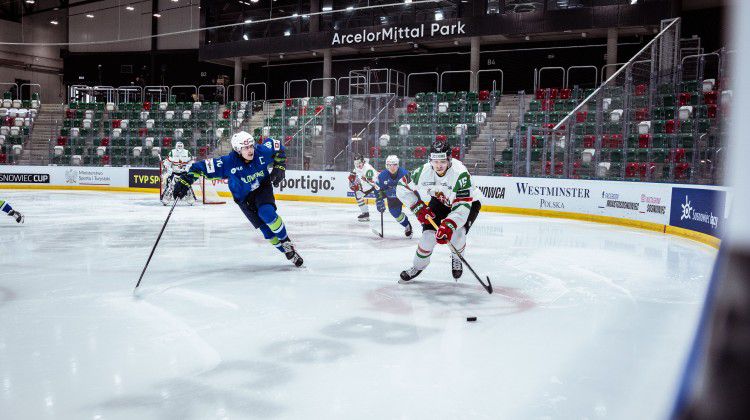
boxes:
[669,187,726,238]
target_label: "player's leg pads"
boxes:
[388,198,410,228]
[258,204,288,241]
[354,189,368,215]
[413,232,437,270]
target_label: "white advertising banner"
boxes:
[0,165,130,188]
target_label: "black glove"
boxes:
[172,173,194,199]
[270,164,286,188]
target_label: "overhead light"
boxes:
[405,0,413,3]
[630,0,638,4]
[251,0,259,3]
[86,14,94,18]
[49,20,59,25]
[370,46,375,52]
[581,32,587,38]
[434,10,443,21]
[243,34,249,40]
[279,53,284,59]
[453,40,459,46]
[312,51,317,56]
[171,0,179,2]
[153,13,161,18]
[524,35,530,40]
[292,13,298,17]
[322,6,332,11]
[244,19,253,23]
[25,0,35,4]
[125,6,134,11]
[284,30,291,36]
[346,6,354,11]
[413,43,418,49]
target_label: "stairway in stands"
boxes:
[20,103,65,165]
[462,94,531,175]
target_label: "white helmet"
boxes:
[385,155,399,166]
[175,141,184,151]
[231,131,254,153]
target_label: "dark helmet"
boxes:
[429,140,451,161]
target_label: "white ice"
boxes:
[0,190,716,420]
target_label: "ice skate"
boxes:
[451,252,463,279]
[399,266,422,283]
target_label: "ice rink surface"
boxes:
[0,190,716,420]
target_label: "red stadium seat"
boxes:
[535,89,546,100]
[414,146,427,159]
[707,104,717,118]
[66,109,75,119]
[675,162,690,180]
[101,155,110,166]
[638,134,651,148]
[576,111,587,123]
[370,146,380,158]
[112,119,121,128]
[635,108,648,121]
[678,92,692,107]
[0,154,6,163]
[57,136,67,146]
[407,102,418,114]
[635,84,647,96]
[451,147,461,160]
[314,105,324,114]
[138,127,148,137]
[604,134,623,148]
[704,90,718,105]
[625,162,639,178]
[162,137,172,148]
[143,102,151,111]
[435,134,447,142]
[639,162,655,178]
[560,88,571,100]
[548,88,558,99]
[665,119,676,134]
[285,99,293,107]
[299,106,308,116]
[284,135,293,146]
[222,109,231,119]
[478,90,490,101]
[583,135,595,148]
[198,146,209,158]
[100,137,110,147]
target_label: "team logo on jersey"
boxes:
[435,191,451,207]
[205,159,215,174]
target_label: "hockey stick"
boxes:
[134,198,179,292]
[427,216,493,294]
[371,209,384,238]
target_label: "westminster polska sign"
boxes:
[331,21,466,46]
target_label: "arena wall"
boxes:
[0,165,728,248]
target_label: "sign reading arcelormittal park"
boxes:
[331,21,466,46]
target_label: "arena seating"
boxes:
[52,99,232,166]
[494,78,725,182]
[0,91,39,164]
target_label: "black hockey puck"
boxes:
[466,316,477,322]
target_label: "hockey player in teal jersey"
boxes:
[172,131,303,266]
[0,199,24,223]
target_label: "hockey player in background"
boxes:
[0,199,24,223]
[172,131,303,267]
[375,155,413,237]
[348,154,377,222]
[396,140,482,282]
[160,141,196,205]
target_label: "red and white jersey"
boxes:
[164,148,193,173]
[396,159,482,228]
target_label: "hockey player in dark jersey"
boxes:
[375,155,413,237]
[172,131,303,266]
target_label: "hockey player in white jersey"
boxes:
[348,153,378,222]
[161,142,195,205]
[396,140,482,282]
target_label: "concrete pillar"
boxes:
[234,58,243,101]
[470,37,480,92]
[606,28,618,80]
[323,49,332,97]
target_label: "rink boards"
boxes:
[0,165,729,247]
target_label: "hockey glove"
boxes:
[376,197,386,213]
[172,173,194,199]
[270,164,286,188]
[410,201,436,225]
[435,218,457,244]
[348,172,360,192]
[8,210,24,224]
